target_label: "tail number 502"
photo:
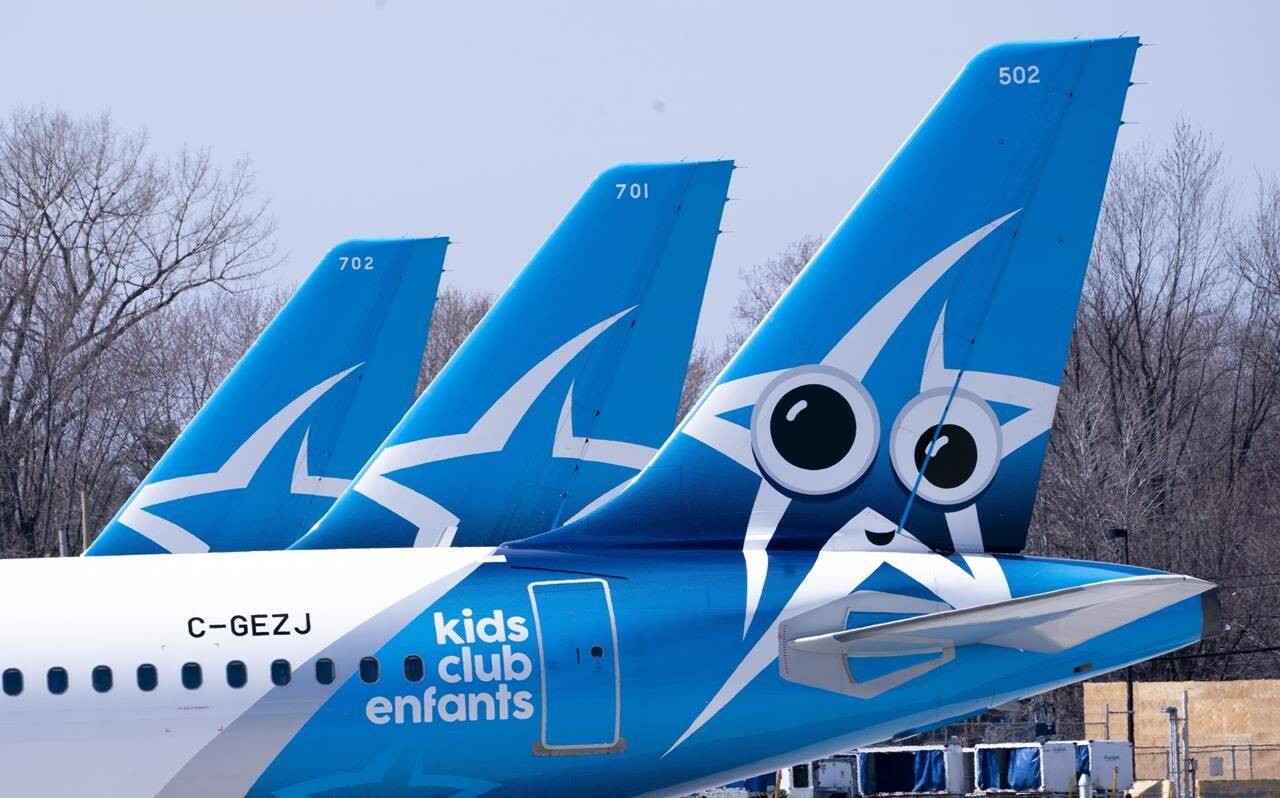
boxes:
[998,65,1040,85]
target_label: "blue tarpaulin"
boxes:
[913,749,947,792]
[979,749,1008,790]
[1076,744,1091,775]
[859,749,957,794]
[860,751,919,794]
[744,774,775,792]
[1008,747,1043,791]
[726,774,774,792]
[978,746,1044,791]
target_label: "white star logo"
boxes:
[664,210,1072,753]
[114,364,362,553]
[351,306,659,546]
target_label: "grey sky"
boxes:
[7,1,1277,344]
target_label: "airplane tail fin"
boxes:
[527,38,1138,555]
[88,238,446,555]
[294,161,733,550]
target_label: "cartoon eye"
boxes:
[751,365,879,496]
[890,388,1002,505]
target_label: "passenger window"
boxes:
[270,659,291,687]
[2,668,22,697]
[403,655,424,683]
[226,660,247,689]
[92,665,113,693]
[181,662,202,690]
[137,664,158,692]
[47,667,68,695]
[315,658,335,685]
[359,656,380,684]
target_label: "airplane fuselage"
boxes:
[0,546,1205,797]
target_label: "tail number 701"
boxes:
[616,182,650,199]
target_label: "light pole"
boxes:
[1107,528,1136,771]
[1162,706,1181,798]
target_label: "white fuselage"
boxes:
[0,547,497,796]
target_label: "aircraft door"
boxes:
[527,578,624,755]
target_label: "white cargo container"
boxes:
[973,741,1077,793]
[1073,740,1134,791]
[814,758,854,792]
[857,745,968,795]
[783,757,854,798]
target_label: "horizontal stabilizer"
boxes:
[791,575,1214,657]
[779,573,1213,699]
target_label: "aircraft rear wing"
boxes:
[779,575,1215,699]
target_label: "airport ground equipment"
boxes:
[785,756,856,797]
[858,745,970,795]
[1073,740,1134,793]
[975,742,1077,794]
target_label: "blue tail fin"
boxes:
[293,160,733,550]
[530,38,1137,558]
[87,238,447,555]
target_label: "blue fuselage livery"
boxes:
[0,547,1214,796]
[0,37,1218,797]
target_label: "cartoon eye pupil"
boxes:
[769,384,856,471]
[913,424,978,490]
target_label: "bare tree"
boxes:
[677,344,730,420]
[674,235,822,421]
[0,108,278,555]
[727,233,823,349]
[418,285,495,392]
[1032,122,1280,680]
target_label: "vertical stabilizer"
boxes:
[530,38,1138,560]
[88,238,446,554]
[296,161,733,549]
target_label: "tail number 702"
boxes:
[339,256,375,270]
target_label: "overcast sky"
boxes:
[7,1,1277,343]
